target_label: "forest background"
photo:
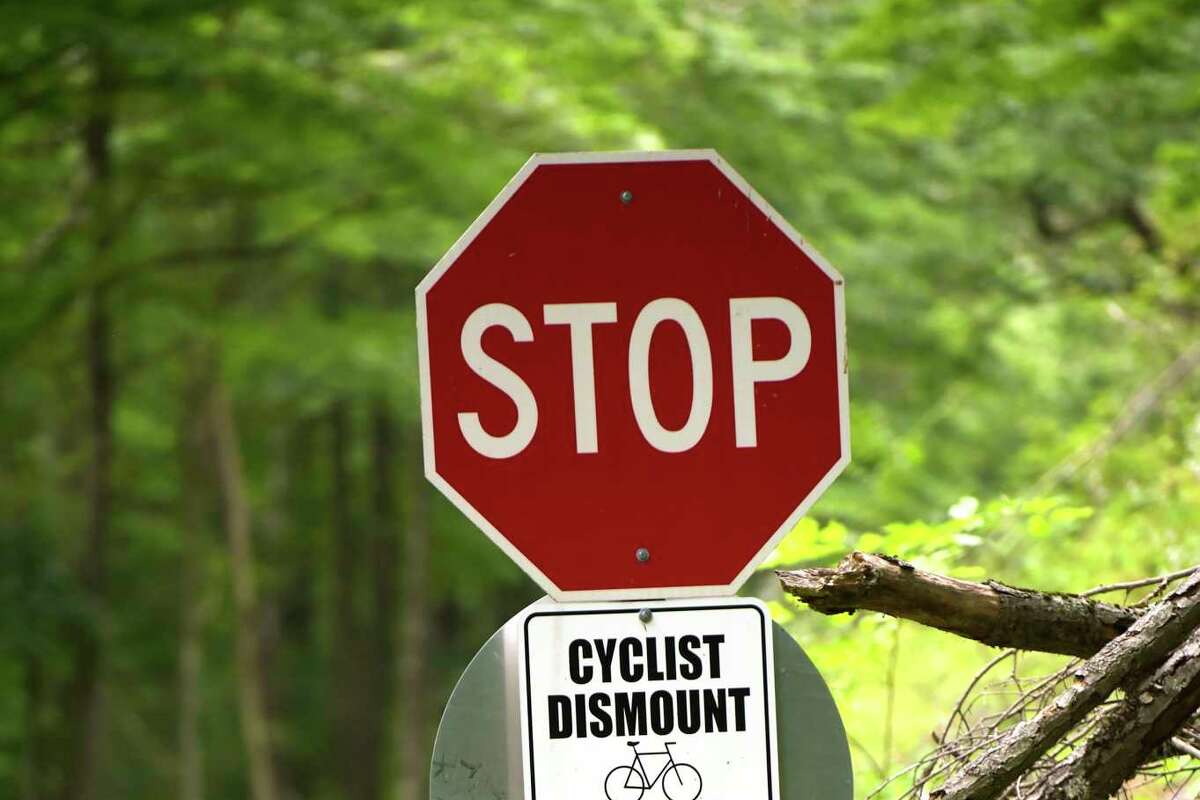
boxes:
[1,1,1198,799]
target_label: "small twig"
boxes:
[864,755,928,799]
[1171,737,1200,760]
[14,171,91,271]
[1081,566,1198,598]
[848,734,886,781]
[944,650,1017,740]
[1168,771,1198,800]
[883,621,903,775]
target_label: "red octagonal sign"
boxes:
[416,151,848,600]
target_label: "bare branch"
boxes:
[14,173,91,271]
[1170,736,1200,761]
[1082,567,1199,599]
[931,569,1200,800]
[1023,628,1200,800]
[944,650,1018,740]
[777,552,1139,657]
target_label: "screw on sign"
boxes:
[416,150,848,599]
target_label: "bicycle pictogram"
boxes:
[604,741,702,800]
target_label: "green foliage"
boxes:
[0,0,1197,798]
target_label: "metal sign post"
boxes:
[431,599,852,800]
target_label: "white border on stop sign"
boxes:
[414,149,850,601]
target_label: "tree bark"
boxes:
[319,257,385,800]
[327,397,379,800]
[178,502,206,800]
[777,552,1139,658]
[208,376,280,800]
[1023,628,1200,800]
[931,569,1200,800]
[60,292,112,800]
[60,37,116,800]
[395,424,431,800]
[368,400,399,799]
[268,418,319,799]
[22,656,44,800]
[177,367,209,800]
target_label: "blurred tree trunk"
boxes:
[395,423,430,800]
[322,265,389,800]
[275,418,318,797]
[177,365,210,800]
[60,38,117,800]
[367,401,400,799]
[208,375,280,800]
[328,397,377,800]
[61,290,112,800]
[21,658,43,800]
[178,502,206,800]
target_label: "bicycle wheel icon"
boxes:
[662,763,702,800]
[604,742,703,800]
[605,765,646,800]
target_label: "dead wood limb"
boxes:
[1022,627,1200,800]
[777,552,1142,658]
[1030,339,1200,496]
[1172,734,1200,760]
[930,569,1200,800]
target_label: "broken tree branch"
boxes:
[930,569,1200,800]
[777,552,1141,658]
[1023,627,1200,800]
[791,555,1200,799]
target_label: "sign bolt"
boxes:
[635,547,650,563]
[638,608,653,623]
[620,189,633,205]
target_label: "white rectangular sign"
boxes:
[518,598,779,800]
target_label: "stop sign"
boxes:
[416,151,848,600]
